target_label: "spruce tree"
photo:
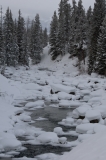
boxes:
[69,0,78,55]
[31,14,42,64]
[57,0,65,56]
[49,11,58,60]
[17,10,28,65]
[88,0,105,74]
[75,0,87,67]
[43,28,48,47]
[0,20,5,66]
[95,16,106,75]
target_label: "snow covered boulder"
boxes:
[37,132,58,143]
[58,92,72,100]
[0,132,21,151]
[76,106,91,117]
[19,114,31,122]
[23,83,42,91]
[59,100,80,108]
[88,97,101,104]
[25,100,44,109]
[58,137,67,144]
[51,84,76,94]
[72,109,79,119]
[54,127,63,135]
[78,134,92,142]
[76,124,94,134]
[93,105,106,119]
[64,117,74,125]
[85,110,101,123]
[80,90,90,96]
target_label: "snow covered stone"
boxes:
[80,90,90,96]
[19,114,31,122]
[25,100,44,109]
[78,134,93,142]
[59,100,80,108]
[37,132,58,143]
[76,124,94,134]
[85,110,101,122]
[23,83,42,91]
[0,132,21,151]
[51,84,76,94]
[64,117,74,125]
[76,106,91,117]
[58,92,72,100]
[72,109,79,119]
[53,127,63,135]
[58,137,67,144]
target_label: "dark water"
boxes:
[14,106,77,158]
[15,144,71,158]
[31,107,75,132]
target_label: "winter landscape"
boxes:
[0,0,106,160]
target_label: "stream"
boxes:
[14,105,77,158]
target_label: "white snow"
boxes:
[37,132,59,143]
[0,46,106,160]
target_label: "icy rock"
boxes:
[88,97,101,104]
[37,132,58,143]
[77,119,82,125]
[93,124,106,133]
[85,110,101,121]
[76,106,91,117]
[59,100,80,108]
[0,132,21,151]
[78,134,92,142]
[14,129,26,137]
[51,84,76,94]
[58,137,67,144]
[54,127,63,135]
[80,90,90,96]
[76,124,94,134]
[19,114,31,122]
[23,83,42,91]
[25,100,44,108]
[64,117,74,124]
[72,109,79,119]
[82,119,89,124]
[58,92,72,100]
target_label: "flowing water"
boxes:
[14,106,77,158]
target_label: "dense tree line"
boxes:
[49,0,106,75]
[0,8,48,68]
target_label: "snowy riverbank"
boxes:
[0,46,106,160]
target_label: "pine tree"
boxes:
[63,0,71,49]
[57,0,66,56]
[49,11,58,60]
[43,28,48,47]
[0,7,5,66]
[88,0,105,74]
[69,0,78,55]
[17,10,29,65]
[86,6,93,56]
[95,16,106,75]
[31,14,42,64]
[75,0,87,67]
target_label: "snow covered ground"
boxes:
[0,45,106,160]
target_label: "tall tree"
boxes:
[49,11,58,60]
[43,27,48,47]
[57,0,66,56]
[17,10,28,65]
[31,14,42,64]
[0,6,5,66]
[94,16,106,75]
[88,0,105,74]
